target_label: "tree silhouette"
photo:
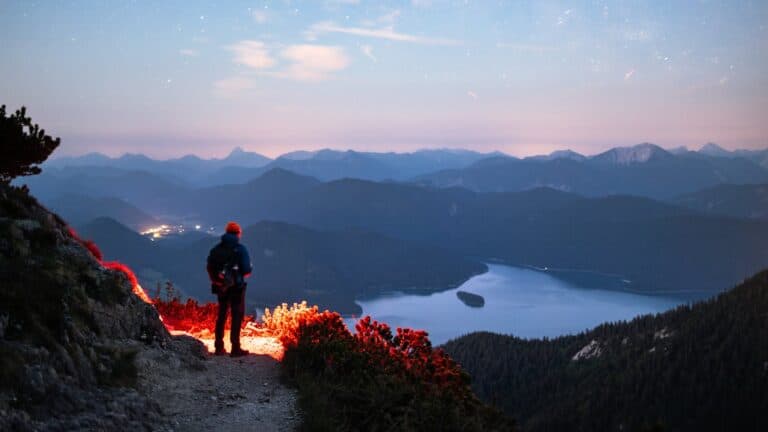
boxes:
[0,105,60,183]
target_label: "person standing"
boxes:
[207,221,253,357]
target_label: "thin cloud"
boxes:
[277,44,350,81]
[378,9,401,25]
[223,40,350,83]
[227,40,276,69]
[306,21,461,46]
[360,44,377,62]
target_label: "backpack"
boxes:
[207,242,240,295]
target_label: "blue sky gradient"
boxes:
[1,0,766,157]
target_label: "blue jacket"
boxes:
[220,233,253,281]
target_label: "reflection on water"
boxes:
[347,264,684,345]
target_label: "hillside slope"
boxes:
[443,270,768,431]
[0,185,299,430]
[0,185,171,429]
[674,183,768,220]
[44,194,159,230]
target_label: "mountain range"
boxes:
[44,143,768,193]
[698,142,768,168]
[46,147,271,186]
[416,143,768,198]
[46,147,500,187]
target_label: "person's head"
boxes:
[225,221,242,238]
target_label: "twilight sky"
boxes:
[1,0,766,158]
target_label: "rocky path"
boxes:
[136,337,300,431]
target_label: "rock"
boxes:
[14,219,41,232]
[572,340,602,361]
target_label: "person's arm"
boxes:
[238,245,253,277]
[206,253,222,283]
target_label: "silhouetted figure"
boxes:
[207,221,253,357]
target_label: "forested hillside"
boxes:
[443,270,768,431]
[674,183,768,220]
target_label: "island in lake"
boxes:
[456,290,485,308]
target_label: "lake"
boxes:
[347,264,684,345]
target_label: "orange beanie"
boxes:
[225,221,242,234]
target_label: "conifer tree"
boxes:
[0,105,60,183]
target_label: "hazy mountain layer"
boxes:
[417,143,768,198]
[45,194,159,230]
[47,148,497,186]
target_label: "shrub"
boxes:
[275,304,514,431]
[0,105,60,183]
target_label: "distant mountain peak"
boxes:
[592,143,671,165]
[252,167,320,185]
[228,146,246,156]
[279,150,317,160]
[534,149,587,161]
[699,142,732,157]
[221,147,271,167]
[550,149,585,159]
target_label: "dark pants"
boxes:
[215,285,245,351]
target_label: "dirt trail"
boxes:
[136,337,300,431]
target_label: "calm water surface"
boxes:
[347,264,684,345]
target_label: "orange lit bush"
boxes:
[153,297,256,334]
[262,301,322,342]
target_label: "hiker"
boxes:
[207,221,253,357]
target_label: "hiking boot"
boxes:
[230,347,250,358]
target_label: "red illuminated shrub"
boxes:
[153,297,256,334]
[275,304,512,430]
